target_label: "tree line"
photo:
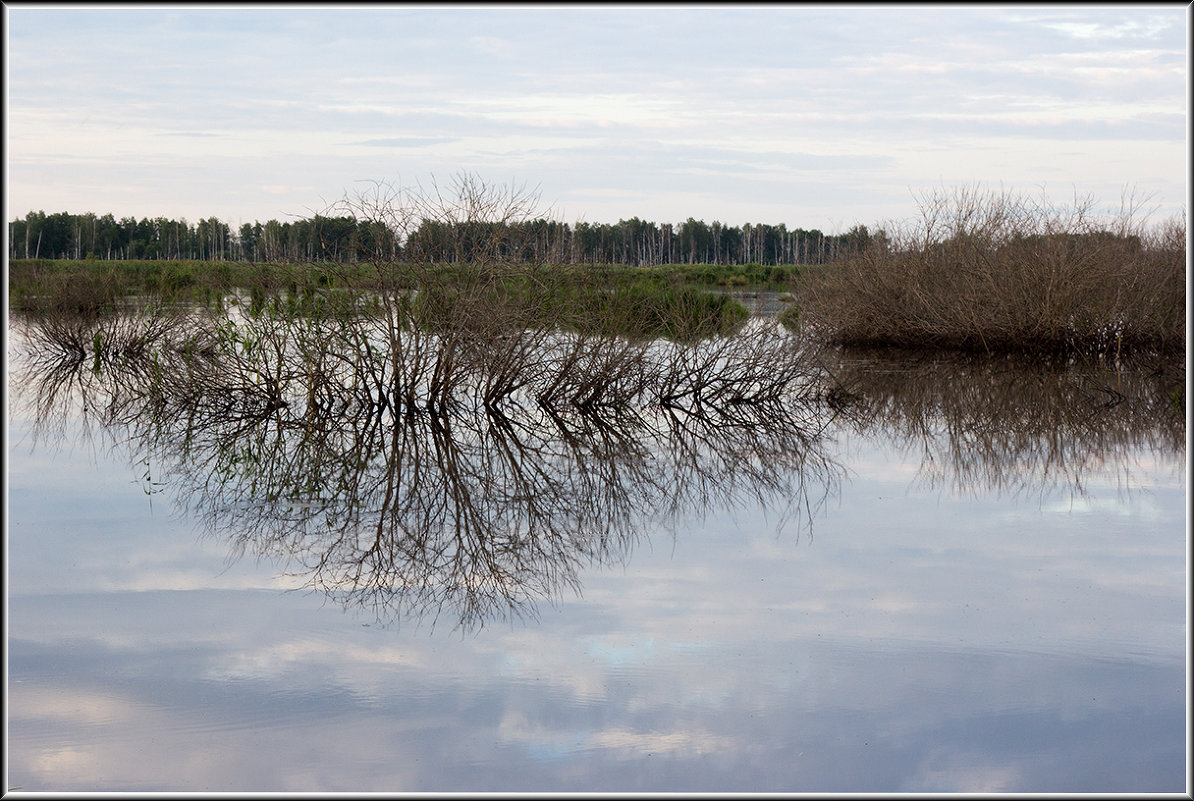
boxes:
[8,209,876,266]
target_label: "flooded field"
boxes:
[5,300,1186,793]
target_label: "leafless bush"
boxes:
[321,171,548,283]
[201,297,813,419]
[798,186,1186,355]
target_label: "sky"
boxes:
[4,4,1189,234]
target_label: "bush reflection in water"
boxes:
[11,300,838,632]
[825,348,1184,500]
[11,297,1182,632]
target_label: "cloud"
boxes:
[4,6,1185,250]
[353,137,459,148]
[1036,18,1175,41]
[260,184,317,195]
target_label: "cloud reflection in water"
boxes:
[6,310,1185,792]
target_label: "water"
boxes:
[5,311,1187,793]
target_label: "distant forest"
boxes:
[8,210,876,266]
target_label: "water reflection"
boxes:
[10,310,1183,631]
[9,310,842,631]
[7,309,1185,792]
[820,347,1184,500]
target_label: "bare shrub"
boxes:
[293,173,764,411]
[798,186,1186,355]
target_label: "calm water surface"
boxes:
[5,311,1187,793]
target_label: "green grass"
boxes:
[8,259,760,345]
[7,258,386,312]
[567,262,808,291]
[409,271,750,341]
[8,258,809,312]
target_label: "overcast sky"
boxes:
[5,4,1188,233]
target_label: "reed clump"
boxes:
[797,187,1186,356]
[8,261,131,314]
[574,282,749,341]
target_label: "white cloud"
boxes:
[4,6,1184,228]
[1038,18,1174,41]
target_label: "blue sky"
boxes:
[4,4,1188,233]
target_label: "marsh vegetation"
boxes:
[789,186,1185,357]
[12,181,1184,357]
